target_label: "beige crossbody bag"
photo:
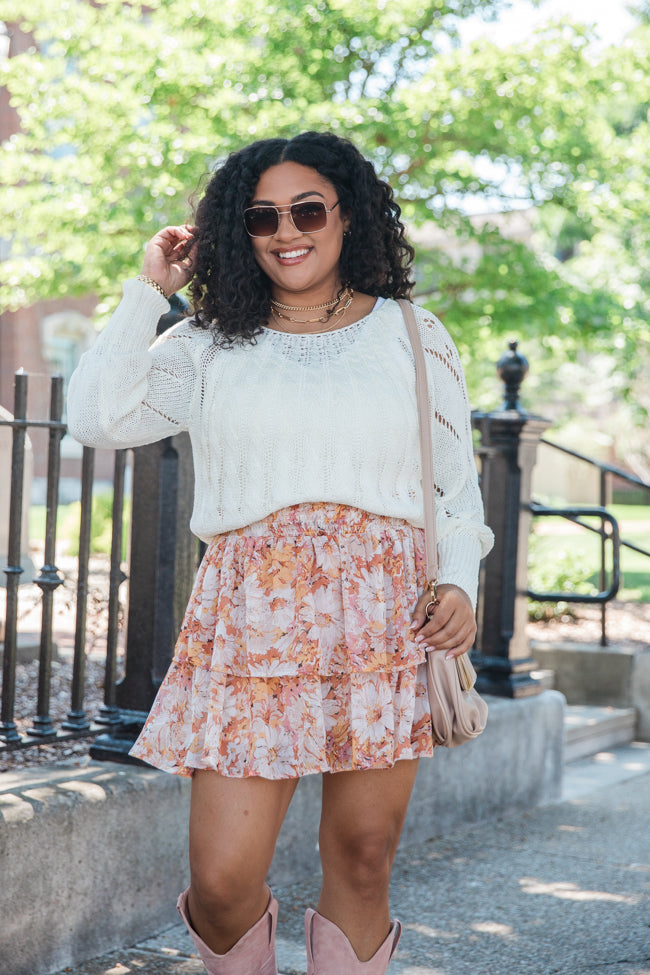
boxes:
[398,299,488,747]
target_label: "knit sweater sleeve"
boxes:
[413,304,494,606]
[67,279,200,449]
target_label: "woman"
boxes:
[67,131,493,975]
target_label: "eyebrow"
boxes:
[250,190,326,206]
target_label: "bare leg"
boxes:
[187,770,298,955]
[317,760,419,961]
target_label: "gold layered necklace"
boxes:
[271,291,348,313]
[269,300,354,334]
[269,288,355,334]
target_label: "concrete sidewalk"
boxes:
[52,743,650,975]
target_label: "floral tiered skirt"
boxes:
[130,502,434,779]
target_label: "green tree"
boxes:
[1,0,649,413]
[0,0,513,306]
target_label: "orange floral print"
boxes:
[130,503,435,778]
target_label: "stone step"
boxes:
[564,704,637,763]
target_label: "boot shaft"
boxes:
[304,908,401,974]
[177,887,278,975]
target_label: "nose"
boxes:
[274,208,302,240]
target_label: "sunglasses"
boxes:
[243,200,340,237]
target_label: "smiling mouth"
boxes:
[274,247,312,263]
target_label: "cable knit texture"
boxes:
[67,279,493,605]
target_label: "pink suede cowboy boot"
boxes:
[177,887,278,975]
[304,908,402,974]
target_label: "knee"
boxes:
[189,856,260,918]
[325,827,395,894]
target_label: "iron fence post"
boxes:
[600,468,608,646]
[0,372,28,743]
[95,448,128,727]
[471,341,551,698]
[28,375,65,738]
[62,444,94,732]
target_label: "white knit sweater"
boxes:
[67,279,493,605]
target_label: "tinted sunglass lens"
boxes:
[292,202,327,232]
[245,208,279,236]
[244,201,329,236]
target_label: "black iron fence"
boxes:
[0,372,129,748]
[1,364,202,756]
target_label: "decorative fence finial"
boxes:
[497,340,529,413]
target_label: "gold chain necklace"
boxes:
[269,295,354,334]
[271,288,350,312]
[271,291,354,325]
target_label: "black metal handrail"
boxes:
[533,438,650,644]
[528,503,620,603]
[540,438,650,495]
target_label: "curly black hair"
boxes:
[189,131,415,345]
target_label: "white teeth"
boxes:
[277,248,309,259]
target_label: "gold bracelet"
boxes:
[136,274,168,299]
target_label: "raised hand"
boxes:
[140,225,198,297]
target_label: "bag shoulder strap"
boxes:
[397,298,439,585]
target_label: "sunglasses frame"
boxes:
[243,200,341,237]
